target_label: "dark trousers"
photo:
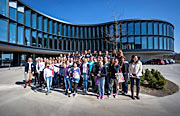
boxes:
[34,73,38,85]
[38,71,43,87]
[130,78,141,88]
[122,82,128,93]
[105,75,111,94]
[53,72,58,87]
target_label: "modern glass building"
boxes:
[0,0,174,66]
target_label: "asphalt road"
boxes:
[0,64,180,116]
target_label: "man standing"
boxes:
[24,58,34,88]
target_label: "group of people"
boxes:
[24,49,142,100]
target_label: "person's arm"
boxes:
[44,69,46,81]
[129,64,133,77]
[25,63,28,73]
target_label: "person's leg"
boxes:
[98,78,102,98]
[38,73,41,87]
[64,77,68,91]
[49,76,52,91]
[24,72,29,88]
[115,79,119,97]
[130,78,135,99]
[102,77,105,98]
[107,75,111,95]
[110,79,114,96]
[29,71,32,86]
[136,78,141,99]
[83,73,86,92]
[46,77,50,94]
[67,77,72,91]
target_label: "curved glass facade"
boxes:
[0,0,175,54]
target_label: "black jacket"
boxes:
[25,62,34,73]
[97,66,107,78]
[111,64,120,79]
[121,62,129,82]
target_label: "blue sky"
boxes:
[22,0,180,53]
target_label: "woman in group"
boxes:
[62,62,72,96]
[120,56,129,95]
[71,62,81,97]
[110,58,121,98]
[81,58,90,95]
[97,61,107,99]
[44,62,54,95]
[129,55,143,100]
[104,57,110,96]
[53,60,59,88]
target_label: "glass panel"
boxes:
[32,13,37,29]
[38,16,42,31]
[17,6,24,24]
[170,25,174,37]
[121,23,127,36]
[93,27,95,38]
[0,0,8,16]
[49,35,52,49]
[9,1,17,21]
[59,37,62,50]
[63,39,66,50]
[88,27,91,38]
[141,22,147,35]
[63,24,66,36]
[164,37,167,50]
[38,33,42,48]
[97,27,100,38]
[58,23,61,35]
[109,24,114,38]
[135,22,140,35]
[44,18,48,32]
[148,22,153,35]
[128,37,134,43]
[163,24,167,36]
[154,22,158,35]
[17,26,24,45]
[72,26,75,38]
[154,37,158,49]
[122,37,127,50]
[128,22,134,35]
[1,54,13,66]
[0,18,8,42]
[32,31,37,47]
[84,27,87,38]
[135,36,141,49]
[44,34,48,48]
[25,10,31,27]
[54,36,57,49]
[25,28,30,46]
[76,27,79,38]
[142,37,147,49]
[54,22,57,35]
[9,22,16,43]
[167,38,169,50]
[159,23,163,35]
[159,37,163,49]
[68,40,70,50]
[148,36,153,49]
[49,20,53,34]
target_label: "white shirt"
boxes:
[82,63,88,73]
[39,62,45,72]
[28,62,32,71]
[44,68,53,78]
[54,64,59,73]
[129,61,143,77]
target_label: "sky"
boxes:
[22,0,180,53]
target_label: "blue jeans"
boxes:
[46,76,52,92]
[105,75,111,94]
[98,77,105,96]
[83,73,88,90]
[53,72,58,87]
[122,82,128,93]
[64,76,72,91]
[130,77,141,88]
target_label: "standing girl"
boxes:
[72,62,81,97]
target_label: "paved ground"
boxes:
[0,64,180,116]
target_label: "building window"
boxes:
[135,36,141,49]
[122,37,127,50]
[88,27,91,38]
[49,35,53,49]
[32,13,37,29]
[68,25,71,37]
[135,22,140,35]
[58,23,62,36]
[59,37,62,50]
[72,26,75,38]
[49,20,53,34]
[154,37,158,49]
[121,23,127,36]
[76,27,79,38]
[109,24,114,38]
[142,37,147,49]
[32,31,37,47]
[44,18,48,32]
[163,24,167,36]
[44,34,48,48]
[63,39,66,50]
[164,37,167,50]
[148,36,153,49]
[9,22,16,44]
[38,16,42,31]
[9,1,17,21]
[0,18,8,42]
[159,37,163,49]
[0,0,8,16]
[128,37,134,49]
[159,23,163,35]
[154,22,158,35]
[128,22,134,35]
[54,22,57,35]
[25,28,30,46]
[141,22,147,35]
[54,36,57,49]
[38,33,42,48]
[18,26,24,45]
[17,6,24,24]
[63,24,66,36]
[25,10,31,27]
[148,22,153,35]
[84,27,87,38]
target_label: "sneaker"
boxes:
[101,95,104,99]
[109,94,113,97]
[115,94,118,98]
[98,95,101,99]
[46,92,49,95]
[73,93,77,97]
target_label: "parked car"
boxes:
[163,59,169,64]
[146,59,165,65]
[168,59,175,64]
